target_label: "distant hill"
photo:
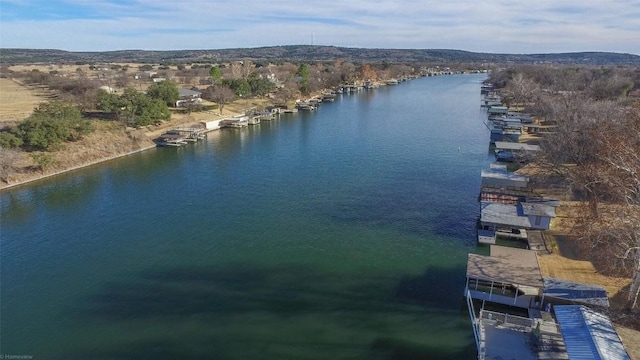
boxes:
[1,46,639,65]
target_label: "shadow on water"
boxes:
[370,337,474,360]
[321,181,478,243]
[60,263,474,359]
[66,339,206,360]
[81,264,410,320]
[394,266,467,308]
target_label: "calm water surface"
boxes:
[1,74,491,359]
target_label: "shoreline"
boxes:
[0,85,369,192]
[0,99,260,192]
[0,144,158,191]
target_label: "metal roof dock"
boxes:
[554,305,631,360]
[543,278,610,307]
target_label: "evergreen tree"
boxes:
[146,80,179,107]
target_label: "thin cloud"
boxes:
[0,0,637,54]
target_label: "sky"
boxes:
[0,0,639,54]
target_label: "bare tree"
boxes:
[230,62,243,79]
[359,64,377,81]
[494,65,640,310]
[502,72,540,108]
[273,80,299,104]
[536,95,625,216]
[573,204,640,310]
[241,60,254,79]
[203,85,235,114]
[114,73,131,89]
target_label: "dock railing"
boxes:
[479,310,534,331]
[466,291,485,360]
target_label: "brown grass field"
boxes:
[0,78,53,123]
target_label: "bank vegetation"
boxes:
[489,65,640,326]
[0,59,473,187]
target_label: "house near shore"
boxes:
[176,88,202,107]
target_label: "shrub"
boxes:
[0,131,24,148]
[17,101,95,150]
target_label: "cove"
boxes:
[1,74,490,359]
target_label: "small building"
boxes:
[480,167,532,205]
[201,119,223,130]
[481,169,529,190]
[176,88,202,107]
[494,141,541,163]
[488,106,508,115]
[220,116,248,128]
[482,201,557,229]
[478,201,557,244]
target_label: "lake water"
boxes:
[1,74,491,359]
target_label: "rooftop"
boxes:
[466,245,543,288]
[178,88,201,97]
[480,202,532,228]
[543,278,609,307]
[554,305,630,360]
[481,169,529,184]
[521,202,557,217]
[495,141,541,152]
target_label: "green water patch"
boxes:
[53,262,474,359]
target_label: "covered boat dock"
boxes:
[466,246,544,308]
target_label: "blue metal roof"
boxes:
[543,277,610,307]
[554,305,630,360]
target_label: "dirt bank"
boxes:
[0,97,272,191]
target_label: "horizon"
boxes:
[2,45,640,57]
[1,1,639,56]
